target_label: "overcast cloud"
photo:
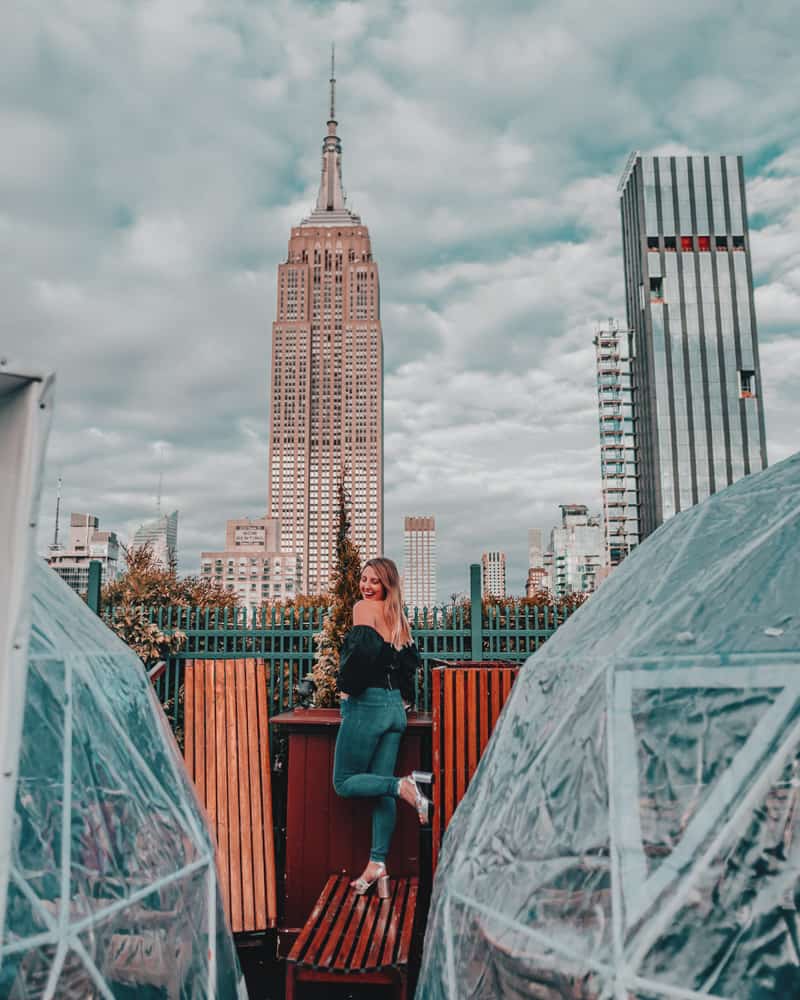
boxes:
[3,0,799,598]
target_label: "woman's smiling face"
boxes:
[360,568,385,601]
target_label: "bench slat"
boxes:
[317,885,358,969]
[365,882,397,970]
[348,891,382,969]
[379,879,408,968]
[287,874,339,964]
[303,877,350,967]
[332,893,370,971]
[396,880,418,966]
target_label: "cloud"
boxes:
[2,0,799,599]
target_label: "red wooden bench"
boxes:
[183,658,278,933]
[285,873,418,999]
[432,662,519,868]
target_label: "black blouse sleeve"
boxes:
[337,625,385,696]
[393,643,421,705]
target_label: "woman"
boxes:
[333,557,432,898]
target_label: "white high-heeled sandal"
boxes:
[351,863,391,899]
[400,771,434,825]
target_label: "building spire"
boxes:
[313,42,346,215]
[329,43,336,123]
[300,44,360,226]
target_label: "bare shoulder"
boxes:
[352,600,375,625]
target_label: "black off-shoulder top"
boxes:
[337,625,421,703]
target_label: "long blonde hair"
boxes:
[363,557,412,649]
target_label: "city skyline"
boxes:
[4,2,799,599]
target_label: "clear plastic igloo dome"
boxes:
[418,452,800,1000]
[0,370,244,997]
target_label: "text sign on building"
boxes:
[235,526,265,547]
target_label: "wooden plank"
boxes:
[317,885,358,969]
[332,892,370,971]
[184,660,195,781]
[491,665,502,731]
[214,658,230,918]
[225,660,243,933]
[396,879,418,966]
[466,669,478,781]
[454,670,466,811]
[349,892,382,969]
[204,661,217,839]
[194,662,206,807]
[245,660,266,930]
[431,668,442,870]
[443,671,455,829]
[303,876,349,968]
[365,883,397,969]
[287,875,339,964]
[236,660,255,933]
[478,667,490,757]
[255,658,277,927]
[379,879,409,968]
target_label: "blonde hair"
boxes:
[362,557,412,648]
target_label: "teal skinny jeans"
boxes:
[333,687,408,864]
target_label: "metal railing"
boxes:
[103,564,577,727]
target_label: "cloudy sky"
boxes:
[4,0,799,599]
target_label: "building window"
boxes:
[649,276,664,303]
[732,236,745,251]
[739,370,756,398]
[664,237,676,251]
[680,236,692,252]
[697,236,710,251]
[646,237,659,251]
[715,236,728,250]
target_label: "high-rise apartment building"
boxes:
[268,58,383,594]
[481,551,507,599]
[527,528,543,568]
[47,513,119,596]
[594,322,640,565]
[200,516,301,614]
[403,516,436,611]
[619,153,767,538]
[546,505,604,598]
[131,510,178,569]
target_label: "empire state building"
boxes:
[268,58,383,594]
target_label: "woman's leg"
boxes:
[367,727,404,864]
[333,702,399,800]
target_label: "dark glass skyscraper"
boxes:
[619,154,768,538]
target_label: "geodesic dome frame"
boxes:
[419,454,800,1000]
[0,367,244,998]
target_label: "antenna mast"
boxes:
[52,476,62,549]
[329,42,336,121]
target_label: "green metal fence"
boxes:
[104,564,576,729]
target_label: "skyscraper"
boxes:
[268,54,383,594]
[47,513,120,596]
[545,505,604,598]
[619,153,767,538]
[131,510,178,569]
[481,551,506,599]
[403,516,436,611]
[594,321,639,565]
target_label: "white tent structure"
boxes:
[418,453,800,999]
[0,367,245,998]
